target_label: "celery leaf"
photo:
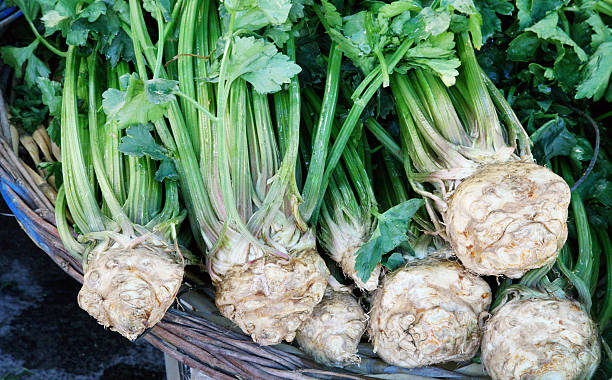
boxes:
[119,124,178,182]
[575,42,612,101]
[227,36,301,94]
[154,159,179,182]
[143,0,172,22]
[355,199,424,281]
[515,0,564,29]
[102,75,177,128]
[320,0,342,28]
[118,124,168,161]
[36,77,62,116]
[531,118,577,164]
[6,0,40,19]
[475,0,513,44]
[0,40,39,73]
[382,252,405,271]
[0,40,51,87]
[525,13,587,62]
[225,0,293,31]
[378,1,421,19]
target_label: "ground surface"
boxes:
[0,199,166,380]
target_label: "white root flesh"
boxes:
[369,260,491,368]
[296,288,367,367]
[78,240,184,341]
[446,162,570,278]
[482,297,601,380]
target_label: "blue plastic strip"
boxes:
[1,178,36,209]
[0,182,50,254]
[0,10,21,29]
[0,7,16,19]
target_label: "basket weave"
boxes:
[0,107,487,380]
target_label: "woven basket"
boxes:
[0,90,488,380]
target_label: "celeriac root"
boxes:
[78,239,184,341]
[482,297,600,380]
[215,246,329,345]
[369,260,491,368]
[446,162,570,277]
[212,210,330,346]
[296,288,367,367]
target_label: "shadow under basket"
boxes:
[0,131,489,380]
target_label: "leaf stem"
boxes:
[177,0,202,155]
[60,46,105,234]
[55,186,84,259]
[163,0,185,41]
[365,118,402,162]
[597,228,612,328]
[153,5,165,79]
[23,15,67,57]
[310,39,413,222]
[175,90,217,122]
[456,32,505,151]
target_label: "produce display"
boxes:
[0,0,610,378]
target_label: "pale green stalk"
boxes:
[178,0,202,156]
[60,46,106,236]
[128,0,219,247]
[300,44,343,223]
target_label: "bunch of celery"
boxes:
[111,0,330,345]
[58,42,185,340]
[310,1,597,373]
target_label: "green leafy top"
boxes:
[502,0,612,101]
[36,0,134,64]
[0,25,62,142]
[118,124,179,182]
[317,0,484,85]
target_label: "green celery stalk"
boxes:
[597,228,612,328]
[102,63,127,210]
[178,0,202,157]
[561,160,593,291]
[300,44,343,223]
[309,39,414,222]
[59,47,106,244]
[455,32,505,152]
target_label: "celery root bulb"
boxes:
[296,289,367,367]
[213,223,329,345]
[482,297,600,379]
[446,162,570,278]
[78,241,184,341]
[369,260,491,367]
[215,248,328,345]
